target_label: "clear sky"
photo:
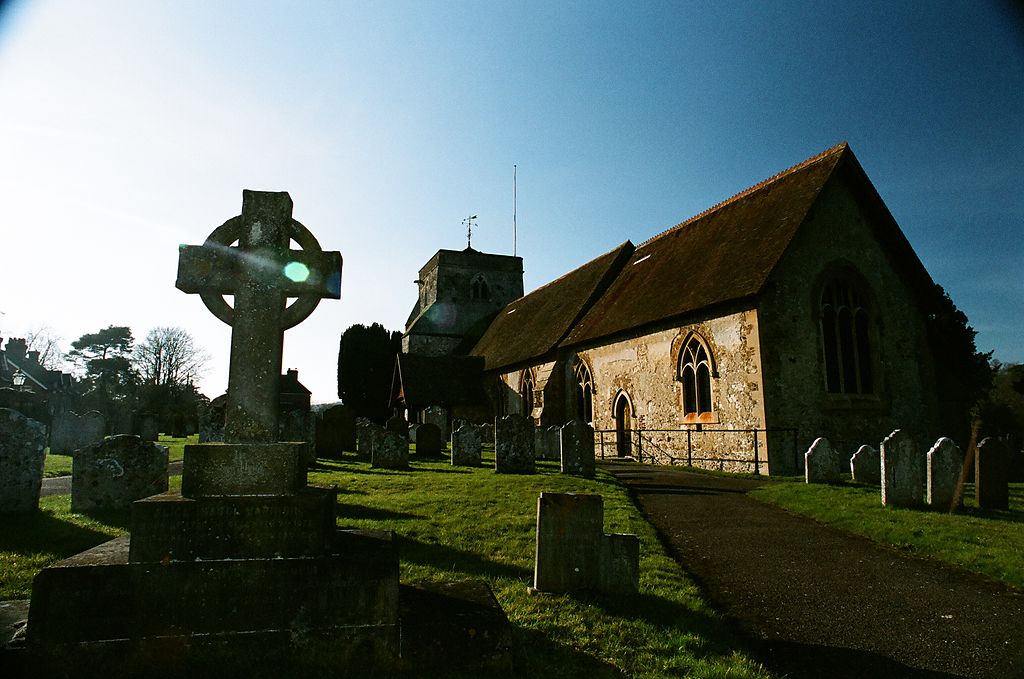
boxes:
[1,1,1021,403]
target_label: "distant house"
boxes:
[393,143,943,473]
[0,337,74,421]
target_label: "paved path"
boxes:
[602,463,1024,679]
[40,462,183,497]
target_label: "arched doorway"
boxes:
[614,392,632,457]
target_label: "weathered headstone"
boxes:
[560,419,595,477]
[805,437,841,484]
[479,422,494,445]
[408,423,420,443]
[315,404,356,459]
[386,414,409,437]
[71,435,169,512]
[0,408,47,512]
[423,405,448,442]
[199,395,226,443]
[28,191,402,672]
[451,425,482,467]
[372,430,410,470]
[926,437,963,509]
[495,414,535,474]
[48,409,80,454]
[356,418,385,460]
[880,429,924,508]
[850,444,880,485]
[80,410,107,447]
[416,423,444,458]
[976,437,1010,510]
[138,412,159,442]
[531,492,639,594]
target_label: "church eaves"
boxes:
[560,143,851,348]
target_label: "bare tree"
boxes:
[134,327,210,387]
[25,326,66,371]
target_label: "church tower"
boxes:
[403,247,524,356]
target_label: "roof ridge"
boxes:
[503,240,634,309]
[637,142,849,248]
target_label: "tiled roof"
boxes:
[561,143,849,347]
[469,242,634,371]
[393,353,488,408]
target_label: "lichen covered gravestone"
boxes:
[805,437,841,484]
[926,437,962,509]
[27,191,402,673]
[373,430,410,470]
[423,405,447,442]
[880,429,924,508]
[71,435,169,512]
[560,419,595,478]
[451,425,482,467]
[495,414,535,474]
[850,444,880,485]
[0,408,47,512]
[976,437,1010,510]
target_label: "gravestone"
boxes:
[423,405,447,442]
[138,412,159,442]
[408,423,420,443]
[531,492,639,594]
[315,404,356,459]
[880,429,924,508]
[48,410,104,455]
[199,395,226,442]
[850,444,880,485]
[805,437,841,484]
[451,425,482,467]
[479,422,494,445]
[27,191,401,673]
[80,410,107,447]
[416,423,443,458]
[373,430,410,470]
[0,408,47,512]
[976,437,1010,510]
[108,409,133,435]
[926,437,963,509]
[560,419,595,478]
[70,435,169,512]
[386,414,409,437]
[495,414,535,474]
[356,418,384,460]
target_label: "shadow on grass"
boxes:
[755,639,964,679]
[0,509,125,558]
[334,502,423,522]
[506,626,625,678]
[397,535,531,582]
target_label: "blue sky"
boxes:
[1,1,1021,403]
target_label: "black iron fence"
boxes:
[594,427,799,475]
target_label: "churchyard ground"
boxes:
[2,452,771,678]
[749,476,1024,589]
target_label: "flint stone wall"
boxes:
[71,434,169,512]
[0,408,47,512]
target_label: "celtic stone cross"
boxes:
[176,191,342,443]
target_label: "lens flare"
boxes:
[283,261,310,283]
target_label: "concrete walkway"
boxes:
[602,463,1024,679]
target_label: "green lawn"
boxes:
[750,477,1024,589]
[2,452,770,678]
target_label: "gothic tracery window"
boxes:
[820,276,874,395]
[471,274,490,301]
[573,358,594,425]
[520,368,536,418]
[679,334,714,422]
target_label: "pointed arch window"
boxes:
[520,368,536,418]
[678,334,715,422]
[573,358,594,425]
[820,277,874,395]
[471,274,490,301]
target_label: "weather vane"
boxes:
[462,214,478,249]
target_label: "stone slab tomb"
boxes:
[495,414,535,474]
[314,404,356,459]
[451,425,482,467]
[26,191,404,674]
[415,422,444,458]
[531,492,639,594]
[976,437,1010,510]
[0,408,47,512]
[805,437,841,484]
[850,444,880,485]
[926,437,962,509]
[560,419,595,478]
[880,429,924,508]
[71,435,169,512]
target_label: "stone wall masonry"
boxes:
[71,435,169,512]
[0,408,47,512]
[880,429,924,508]
[926,437,962,509]
[850,444,880,485]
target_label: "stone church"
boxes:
[393,143,942,474]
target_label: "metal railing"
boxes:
[595,427,798,475]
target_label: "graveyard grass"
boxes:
[2,452,770,678]
[749,478,1024,589]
